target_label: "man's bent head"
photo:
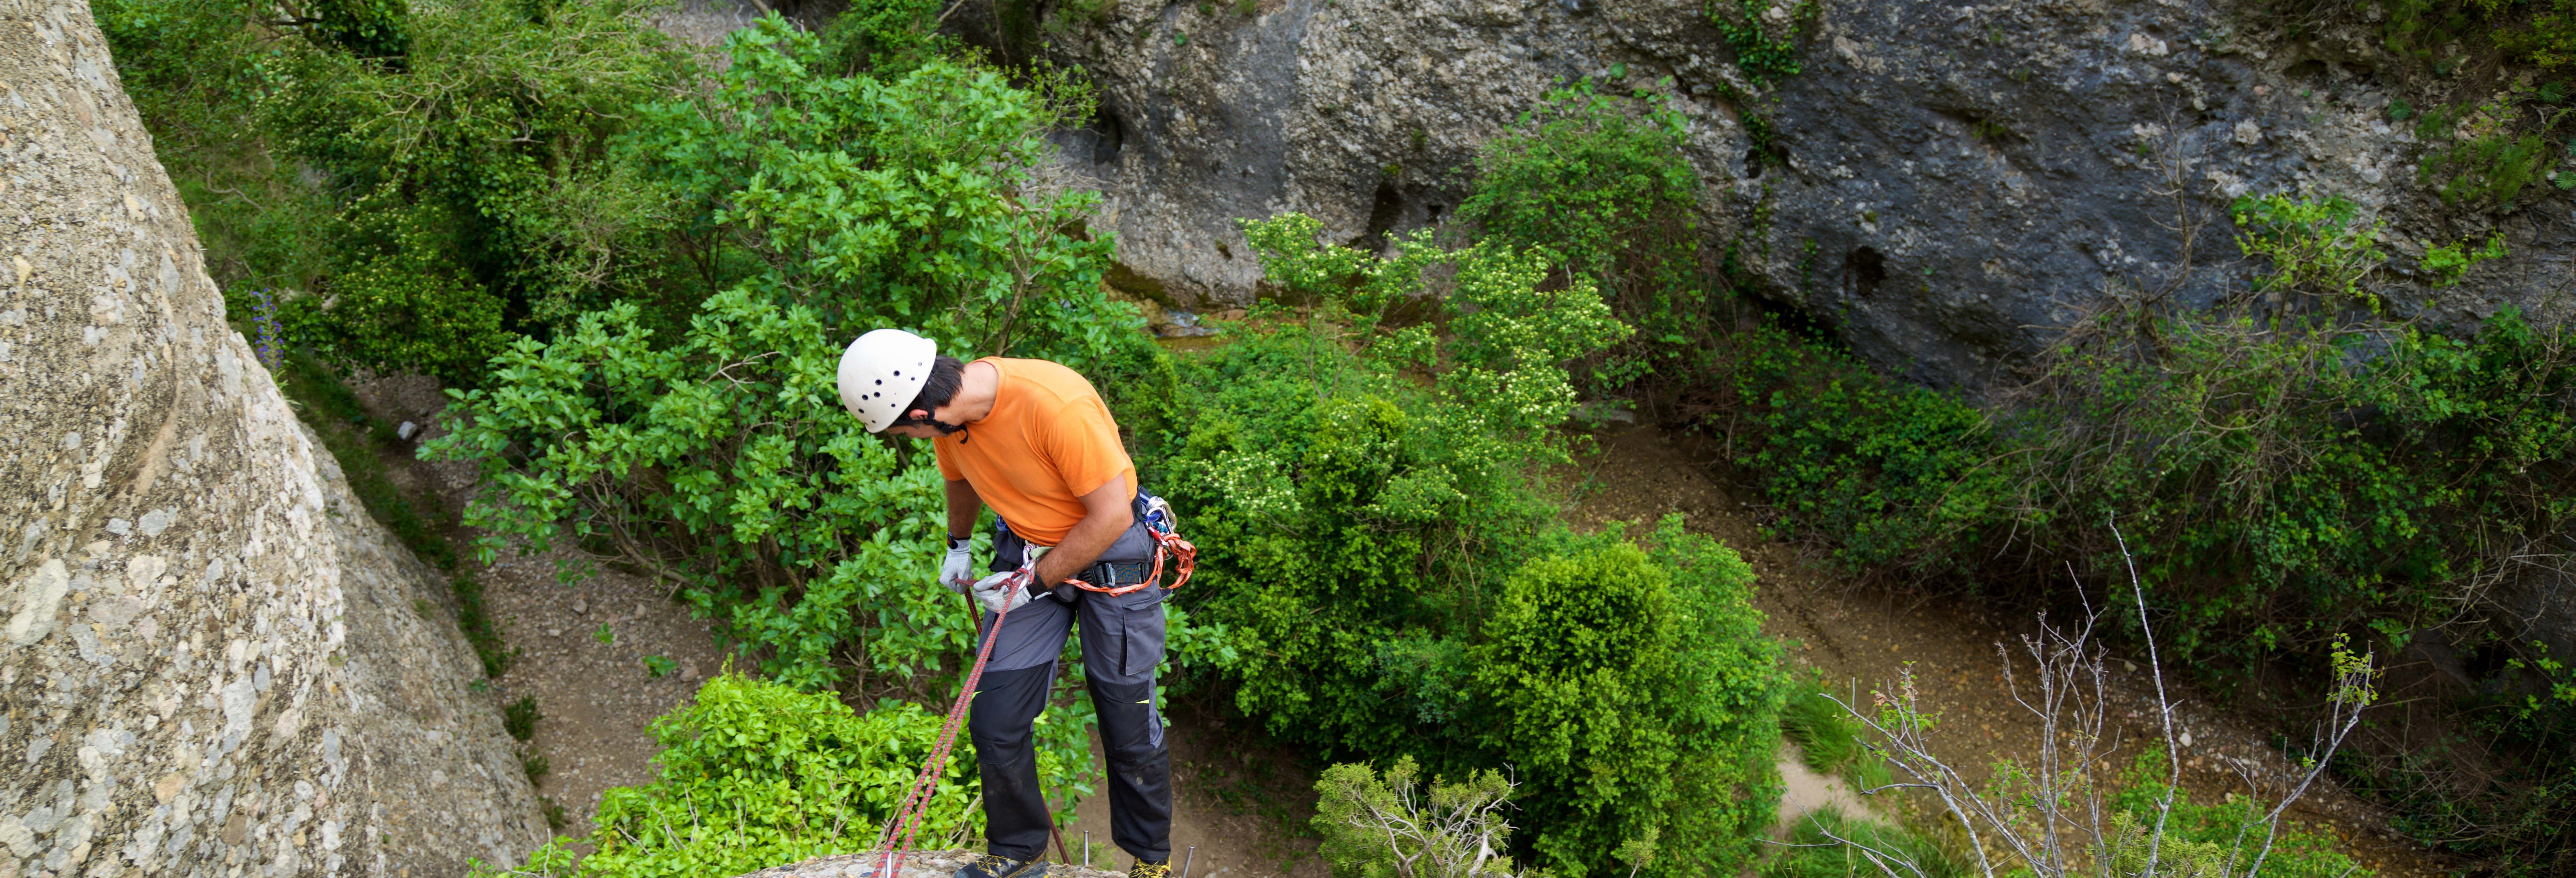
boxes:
[837,328,966,436]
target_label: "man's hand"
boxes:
[940,537,975,595]
[970,569,1035,615]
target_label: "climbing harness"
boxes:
[997,492,1199,597]
[867,492,1196,878]
[1060,492,1198,596]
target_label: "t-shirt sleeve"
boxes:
[1043,397,1135,498]
[933,437,963,481]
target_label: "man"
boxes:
[836,328,1176,878]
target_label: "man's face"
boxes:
[876,407,952,440]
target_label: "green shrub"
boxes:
[1472,524,1785,873]
[1715,321,2008,575]
[482,673,1067,878]
[427,17,1157,694]
[1762,808,1962,878]
[1312,757,1523,878]
[1147,215,1781,877]
[100,0,689,384]
[816,0,957,76]
[2107,750,2370,878]
[1459,83,1710,393]
[2230,194,2387,307]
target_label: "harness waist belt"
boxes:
[1082,561,1150,587]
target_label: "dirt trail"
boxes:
[350,376,733,840]
[1562,425,2449,877]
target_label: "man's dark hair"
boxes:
[897,355,968,433]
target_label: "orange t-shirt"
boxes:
[933,358,1137,546]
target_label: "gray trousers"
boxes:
[968,522,1172,862]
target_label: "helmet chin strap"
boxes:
[905,412,969,439]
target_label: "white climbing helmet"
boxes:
[836,328,939,433]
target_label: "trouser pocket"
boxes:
[1078,584,1164,686]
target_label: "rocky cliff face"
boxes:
[995,0,2566,387]
[0,1,550,874]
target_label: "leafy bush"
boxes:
[481,673,1064,878]
[2108,750,2369,878]
[99,0,689,383]
[1709,255,2576,666]
[1472,525,1785,872]
[1146,215,1782,878]
[2230,194,2387,307]
[1762,808,1962,878]
[1700,187,2576,870]
[1459,83,1710,393]
[428,17,1153,695]
[1313,757,1524,878]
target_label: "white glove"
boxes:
[970,569,1035,616]
[940,538,976,595]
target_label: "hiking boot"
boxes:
[1127,861,1173,878]
[955,854,1047,878]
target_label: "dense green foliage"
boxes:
[99,0,688,382]
[1698,193,2576,872]
[1760,809,1962,878]
[1472,528,1783,869]
[1458,84,1710,394]
[1138,210,1784,877]
[425,17,1153,694]
[1311,757,1524,878]
[480,674,1047,877]
[1708,195,2576,665]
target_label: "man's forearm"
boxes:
[945,479,982,539]
[1033,506,1130,585]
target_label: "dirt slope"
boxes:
[1562,425,2448,877]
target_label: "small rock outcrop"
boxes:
[997,0,2562,387]
[0,0,550,874]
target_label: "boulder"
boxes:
[0,0,550,874]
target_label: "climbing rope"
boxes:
[869,569,1029,878]
[869,515,1197,878]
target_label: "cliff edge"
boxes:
[0,0,551,874]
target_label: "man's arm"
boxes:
[945,479,983,540]
[1030,477,1133,587]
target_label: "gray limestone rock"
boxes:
[0,1,551,875]
[985,0,2569,388]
